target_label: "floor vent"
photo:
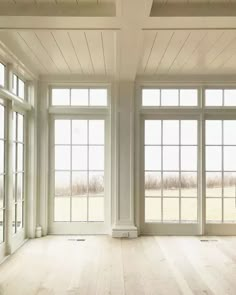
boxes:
[68,239,86,242]
[200,239,218,242]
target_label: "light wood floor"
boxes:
[1,236,236,294]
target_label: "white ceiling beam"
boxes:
[0,3,115,17]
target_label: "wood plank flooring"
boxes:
[1,236,236,295]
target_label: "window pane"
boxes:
[55,146,70,170]
[89,146,104,170]
[181,146,197,171]
[72,120,87,145]
[17,173,23,201]
[17,202,23,229]
[17,143,23,172]
[224,89,236,106]
[181,120,197,145]
[206,198,222,222]
[13,112,16,142]
[72,197,87,222]
[145,146,161,171]
[89,120,104,145]
[206,120,222,145]
[163,120,179,145]
[89,172,104,196]
[12,74,17,95]
[206,172,222,197]
[18,114,24,142]
[71,89,89,106]
[224,199,236,222]
[145,172,161,196]
[145,198,161,222]
[0,140,4,174]
[0,105,4,139]
[163,198,179,222]
[55,120,70,145]
[181,172,197,197]
[12,204,16,234]
[90,89,107,106]
[0,63,4,87]
[163,146,179,171]
[224,147,236,171]
[145,120,161,145]
[161,89,178,106]
[224,121,236,145]
[142,89,160,106]
[0,210,3,243]
[13,143,16,173]
[72,172,87,196]
[180,89,198,106]
[54,197,70,221]
[18,78,25,99]
[206,146,222,171]
[0,175,4,208]
[55,172,70,196]
[224,172,236,197]
[181,199,197,222]
[52,89,70,106]
[72,146,87,170]
[88,197,104,221]
[205,89,223,106]
[163,172,179,197]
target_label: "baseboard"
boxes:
[112,225,138,238]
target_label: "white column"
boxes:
[37,81,49,236]
[112,81,138,238]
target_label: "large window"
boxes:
[51,88,108,107]
[12,112,24,233]
[144,119,198,223]
[54,119,105,222]
[206,120,236,223]
[0,104,5,243]
[12,74,25,100]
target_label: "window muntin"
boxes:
[142,88,198,107]
[205,89,236,107]
[51,88,108,107]
[12,74,25,100]
[0,104,5,243]
[0,63,5,87]
[12,112,24,234]
[54,119,105,222]
[144,119,198,223]
[206,120,236,223]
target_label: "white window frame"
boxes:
[48,84,111,235]
[137,83,236,235]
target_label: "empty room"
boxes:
[1,0,236,294]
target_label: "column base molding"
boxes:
[112,224,138,238]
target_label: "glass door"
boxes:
[49,117,109,234]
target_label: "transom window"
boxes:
[0,63,5,87]
[0,104,5,243]
[205,89,236,107]
[51,88,108,107]
[54,119,105,222]
[144,119,198,223]
[12,74,25,100]
[142,88,198,107]
[12,112,25,234]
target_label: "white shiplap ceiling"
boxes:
[139,30,236,76]
[0,30,116,76]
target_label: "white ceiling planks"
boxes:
[0,30,116,76]
[139,30,236,76]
